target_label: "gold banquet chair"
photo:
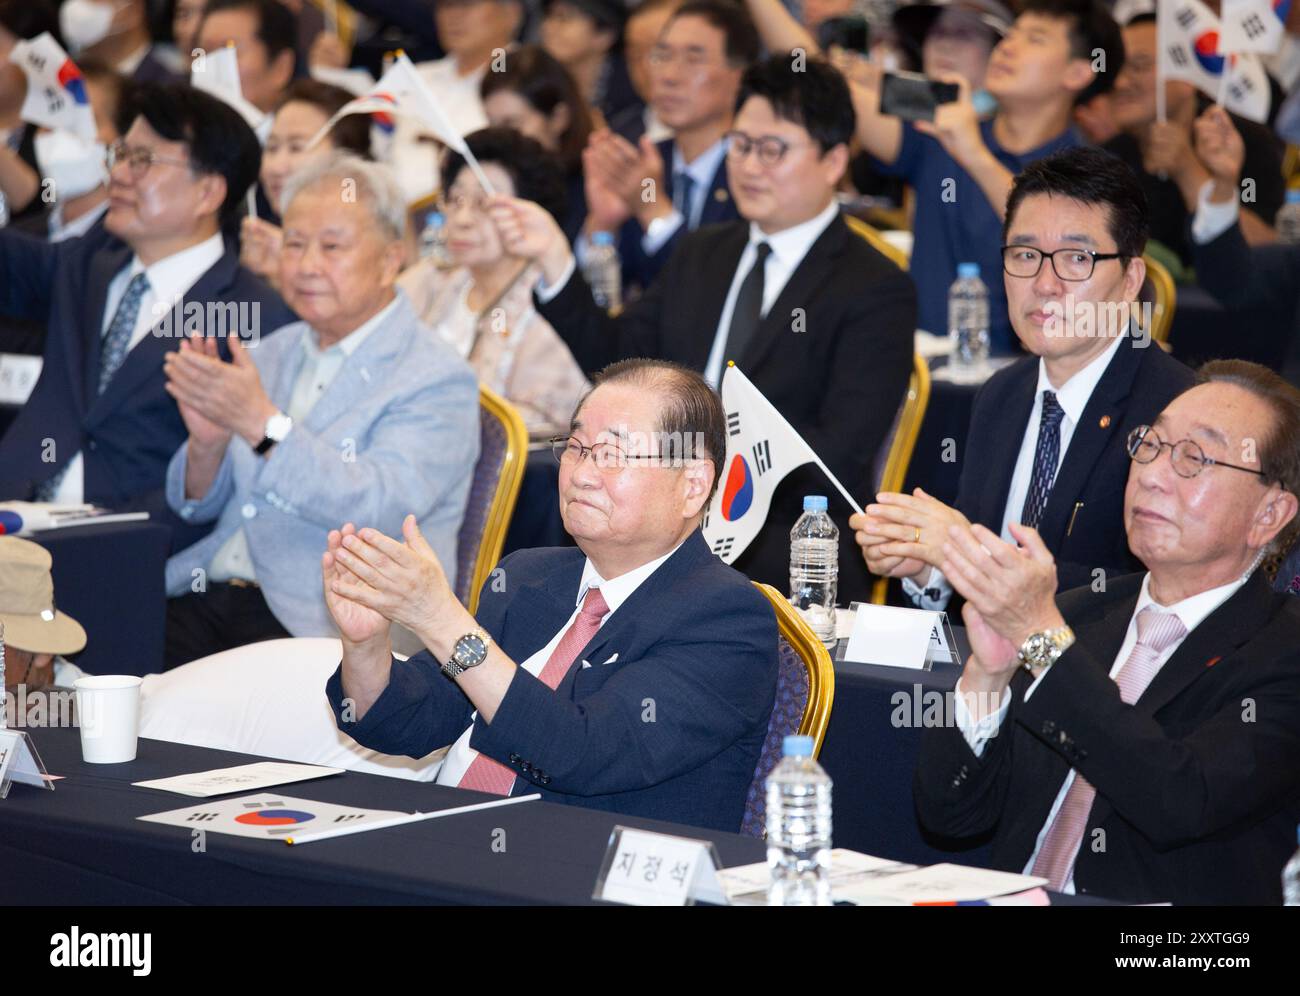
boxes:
[740,582,837,837]
[845,215,911,270]
[868,355,932,604]
[1140,252,1177,349]
[455,385,528,614]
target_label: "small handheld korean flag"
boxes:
[190,44,271,141]
[1157,0,1272,121]
[307,52,494,192]
[702,364,861,563]
[9,33,95,142]
[1219,0,1289,54]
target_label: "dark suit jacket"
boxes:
[539,212,916,598]
[1193,220,1300,349]
[0,222,294,537]
[914,571,1300,905]
[617,138,739,296]
[327,530,780,833]
[955,335,1195,593]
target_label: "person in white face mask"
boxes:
[0,0,61,223]
[59,0,180,83]
[2,59,130,241]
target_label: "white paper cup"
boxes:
[75,675,143,763]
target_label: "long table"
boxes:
[0,728,767,905]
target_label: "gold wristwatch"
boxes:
[1016,625,1075,673]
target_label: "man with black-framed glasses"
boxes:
[914,359,1300,904]
[853,147,1194,610]
[0,83,293,554]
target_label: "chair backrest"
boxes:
[455,385,528,614]
[1140,252,1177,349]
[869,354,932,604]
[844,214,911,271]
[740,582,836,838]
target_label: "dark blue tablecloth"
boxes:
[31,521,169,677]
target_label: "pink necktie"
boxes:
[1030,606,1187,890]
[457,587,610,795]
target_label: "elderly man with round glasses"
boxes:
[913,358,1300,906]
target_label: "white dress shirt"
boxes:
[903,333,1127,610]
[434,540,685,787]
[49,198,108,243]
[953,570,1249,894]
[701,197,842,387]
[206,296,399,583]
[50,232,226,505]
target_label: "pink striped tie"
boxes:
[457,587,610,795]
[1030,606,1187,890]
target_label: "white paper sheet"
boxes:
[134,761,344,797]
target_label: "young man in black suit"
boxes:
[853,147,1195,608]
[916,361,1300,904]
[491,54,916,598]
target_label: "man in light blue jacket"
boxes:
[161,153,479,668]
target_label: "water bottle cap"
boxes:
[428,211,444,225]
[782,735,814,758]
[956,262,980,279]
[1288,189,1300,204]
[591,231,615,246]
[802,495,828,512]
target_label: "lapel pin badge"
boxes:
[1098,415,1111,429]
[1205,655,1222,668]
[715,189,728,202]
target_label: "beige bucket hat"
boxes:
[0,536,87,655]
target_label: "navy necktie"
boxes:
[1020,390,1065,530]
[674,171,696,227]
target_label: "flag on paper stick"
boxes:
[1219,0,1289,55]
[307,52,494,191]
[9,33,95,142]
[702,364,861,564]
[1157,0,1272,122]
[190,44,271,141]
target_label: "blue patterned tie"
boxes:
[34,271,151,502]
[1020,390,1064,530]
[98,272,151,395]
[674,171,695,227]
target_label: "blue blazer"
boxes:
[0,222,294,535]
[165,291,480,637]
[617,137,739,296]
[955,334,1195,591]
[327,530,780,833]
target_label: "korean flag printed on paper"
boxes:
[9,33,95,142]
[138,793,406,841]
[1219,0,1289,55]
[1157,0,1272,121]
[702,365,819,563]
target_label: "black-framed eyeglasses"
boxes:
[105,139,192,180]
[1126,425,1267,480]
[549,435,668,473]
[724,131,812,167]
[1002,244,1125,282]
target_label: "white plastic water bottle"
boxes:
[583,231,622,311]
[790,495,838,645]
[948,261,990,383]
[419,211,451,266]
[1284,825,1300,905]
[1277,190,1300,245]
[766,734,833,906]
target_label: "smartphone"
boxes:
[816,15,869,55]
[879,71,960,123]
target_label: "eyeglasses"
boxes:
[724,131,814,167]
[550,435,667,473]
[1002,245,1125,282]
[106,140,193,180]
[1126,425,1267,480]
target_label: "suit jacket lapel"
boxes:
[737,216,844,374]
[686,225,749,371]
[983,364,1036,528]
[87,248,239,426]
[1036,338,1140,545]
[78,243,133,411]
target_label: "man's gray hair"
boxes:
[280,152,407,242]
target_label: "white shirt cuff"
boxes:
[900,566,953,610]
[535,255,577,304]
[1191,180,1241,245]
[953,677,1011,758]
[641,210,684,255]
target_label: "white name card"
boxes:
[843,603,955,670]
[0,354,42,406]
[0,729,54,800]
[593,825,728,906]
